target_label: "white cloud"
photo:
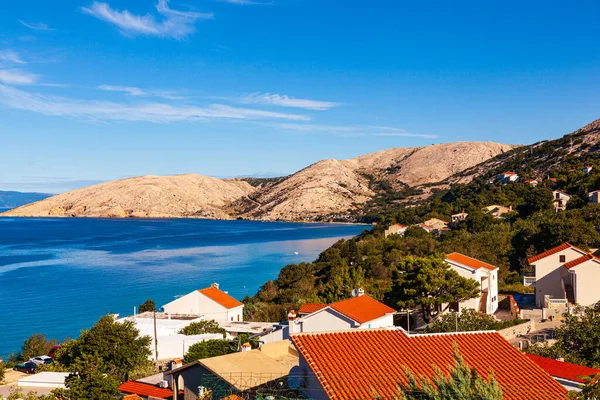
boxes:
[241,92,340,110]
[0,84,310,123]
[272,123,438,138]
[18,20,55,31]
[81,0,213,39]
[0,50,26,64]
[0,69,39,85]
[97,84,187,100]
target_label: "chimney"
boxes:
[288,310,298,334]
[211,282,219,290]
[241,342,252,352]
[357,287,365,296]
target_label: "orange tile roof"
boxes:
[564,253,600,269]
[329,295,396,324]
[291,329,568,400]
[118,381,173,399]
[123,395,143,400]
[198,287,243,309]
[298,303,327,314]
[446,252,497,271]
[524,354,600,384]
[527,243,573,264]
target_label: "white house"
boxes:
[162,283,244,322]
[526,243,600,307]
[384,223,408,238]
[450,212,468,225]
[588,190,600,203]
[255,290,396,344]
[525,354,600,392]
[552,191,570,212]
[498,171,519,183]
[583,165,593,174]
[524,179,539,187]
[445,252,498,314]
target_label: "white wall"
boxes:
[571,260,600,306]
[359,314,394,329]
[162,291,243,322]
[163,291,200,315]
[295,308,358,333]
[533,248,586,306]
[156,333,223,360]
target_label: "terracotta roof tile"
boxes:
[291,329,568,400]
[298,303,328,314]
[118,381,172,399]
[329,295,396,324]
[564,253,600,269]
[446,252,497,271]
[524,354,600,383]
[528,243,573,264]
[198,287,243,309]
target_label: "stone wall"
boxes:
[496,319,536,341]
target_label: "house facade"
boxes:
[483,204,512,218]
[445,252,498,314]
[589,190,600,203]
[526,243,600,307]
[384,223,407,238]
[162,283,244,322]
[255,291,396,344]
[290,329,568,400]
[499,171,519,183]
[583,165,593,174]
[553,191,570,212]
[450,212,468,225]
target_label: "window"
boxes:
[231,316,233,321]
[237,314,240,321]
[560,255,566,263]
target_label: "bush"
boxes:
[19,334,58,362]
[138,299,156,313]
[0,361,5,384]
[183,340,231,363]
[180,320,226,337]
[425,309,527,333]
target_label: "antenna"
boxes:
[351,289,358,297]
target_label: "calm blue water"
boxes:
[0,218,368,357]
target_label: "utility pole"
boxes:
[406,310,410,334]
[153,310,158,362]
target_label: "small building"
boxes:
[553,191,570,212]
[482,204,513,218]
[118,381,173,400]
[290,329,568,400]
[525,179,539,187]
[255,290,396,344]
[445,252,499,314]
[162,283,244,322]
[166,340,299,400]
[384,223,407,238]
[450,212,468,225]
[583,165,593,174]
[588,190,600,203]
[498,171,519,183]
[18,372,68,390]
[524,354,600,392]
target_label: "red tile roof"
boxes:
[524,354,600,383]
[329,295,396,324]
[291,329,568,400]
[527,243,573,264]
[198,287,243,309]
[118,381,173,399]
[446,252,497,271]
[564,253,600,269]
[298,303,327,314]
[502,171,516,175]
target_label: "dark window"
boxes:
[560,255,566,263]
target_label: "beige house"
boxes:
[553,191,570,212]
[589,190,600,203]
[162,283,244,322]
[483,205,512,218]
[524,179,538,187]
[384,223,407,238]
[450,212,468,225]
[445,252,498,314]
[526,243,600,307]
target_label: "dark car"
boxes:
[14,361,36,374]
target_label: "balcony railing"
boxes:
[523,276,536,287]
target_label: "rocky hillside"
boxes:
[1,141,514,220]
[2,174,255,219]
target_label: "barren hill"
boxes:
[2,174,255,219]
[2,141,515,221]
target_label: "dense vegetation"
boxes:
[425,309,526,333]
[245,138,600,321]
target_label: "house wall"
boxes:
[297,355,329,400]
[163,291,199,315]
[446,262,481,312]
[295,309,358,333]
[225,306,244,323]
[162,292,241,322]
[571,261,600,306]
[533,248,586,306]
[589,192,600,203]
[359,314,394,329]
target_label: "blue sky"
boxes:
[1,0,600,193]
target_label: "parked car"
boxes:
[29,355,52,365]
[14,361,36,374]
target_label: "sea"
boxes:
[0,215,368,357]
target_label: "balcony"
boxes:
[522,274,536,287]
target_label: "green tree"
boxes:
[57,353,120,400]
[183,340,231,363]
[19,334,57,362]
[180,320,226,337]
[0,361,5,385]
[138,299,156,313]
[573,372,600,400]
[55,315,152,380]
[388,256,480,323]
[425,310,499,333]
[397,346,502,400]
[518,187,553,217]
